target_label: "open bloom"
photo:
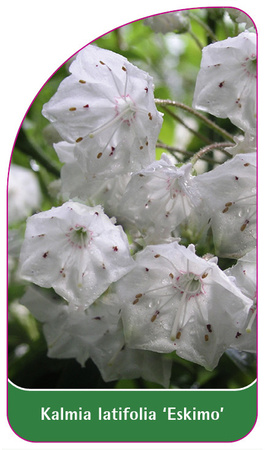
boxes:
[225,249,256,353]
[191,153,256,258]
[19,201,135,308]
[119,154,196,243]
[42,45,163,178]
[21,286,171,387]
[193,31,257,135]
[117,241,252,370]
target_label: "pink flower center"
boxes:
[65,225,92,249]
[114,94,136,125]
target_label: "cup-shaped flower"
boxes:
[193,31,257,135]
[191,153,256,258]
[42,45,163,178]
[119,154,196,244]
[117,241,252,370]
[19,201,135,308]
[225,249,256,353]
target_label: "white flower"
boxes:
[21,285,171,386]
[19,201,135,308]
[42,45,163,178]
[20,286,123,367]
[191,153,256,258]
[119,154,196,244]
[144,12,190,34]
[117,241,252,370]
[225,133,256,156]
[193,31,257,135]
[225,249,256,353]
[8,229,24,284]
[226,8,255,29]
[8,164,42,225]
[89,318,172,388]
[55,146,131,220]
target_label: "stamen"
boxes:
[140,284,173,298]
[246,307,256,333]
[97,60,124,98]
[107,342,126,366]
[170,280,193,341]
[151,311,160,322]
[222,194,256,213]
[241,220,249,231]
[88,94,142,144]
[89,112,125,138]
[123,65,129,97]
[240,210,256,231]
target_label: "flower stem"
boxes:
[15,128,61,177]
[155,99,235,143]
[187,29,204,50]
[188,11,218,42]
[156,141,220,165]
[160,105,212,144]
[190,142,233,166]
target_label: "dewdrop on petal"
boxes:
[19,201,135,308]
[42,45,163,178]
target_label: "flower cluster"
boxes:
[16,20,257,388]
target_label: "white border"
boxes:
[8,378,257,393]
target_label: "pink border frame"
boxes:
[6,5,258,444]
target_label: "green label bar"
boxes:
[8,380,257,443]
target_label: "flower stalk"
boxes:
[155,99,235,142]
